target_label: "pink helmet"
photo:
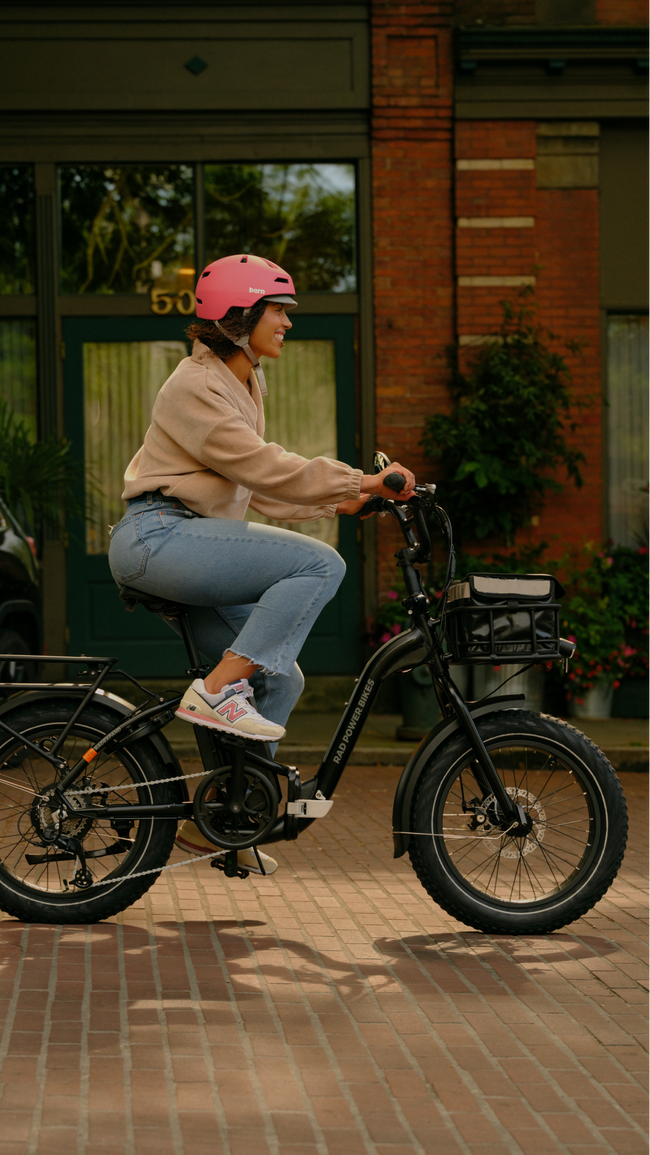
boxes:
[195,253,297,320]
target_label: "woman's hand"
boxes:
[360,461,416,500]
[337,496,371,516]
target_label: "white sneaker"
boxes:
[175,821,278,875]
[175,678,285,743]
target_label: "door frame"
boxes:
[63,313,361,676]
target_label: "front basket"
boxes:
[443,572,563,664]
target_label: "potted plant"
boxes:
[561,545,649,718]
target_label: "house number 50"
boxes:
[150,288,196,316]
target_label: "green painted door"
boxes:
[64,314,360,677]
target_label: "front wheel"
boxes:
[408,710,628,934]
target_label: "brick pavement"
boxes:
[0,768,646,1155]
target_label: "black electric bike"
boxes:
[0,461,628,933]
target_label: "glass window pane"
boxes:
[204,164,356,292]
[0,166,35,295]
[607,314,649,547]
[246,340,339,548]
[83,341,188,554]
[0,319,37,439]
[60,166,195,296]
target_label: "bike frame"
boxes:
[0,490,528,842]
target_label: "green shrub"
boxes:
[421,291,585,545]
[0,399,86,538]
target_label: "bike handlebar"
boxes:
[384,472,406,492]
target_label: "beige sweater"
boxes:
[122,341,363,521]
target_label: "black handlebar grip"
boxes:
[384,472,406,492]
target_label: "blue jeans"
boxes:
[108,493,346,729]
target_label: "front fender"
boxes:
[392,694,525,858]
[0,687,189,802]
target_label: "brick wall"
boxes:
[370,3,641,605]
[371,0,455,597]
[595,0,648,22]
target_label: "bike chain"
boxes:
[54,766,259,888]
[89,849,229,887]
[64,767,211,795]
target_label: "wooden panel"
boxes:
[600,123,649,310]
[0,22,369,111]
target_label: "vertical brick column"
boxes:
[454,120,603,552]
[372,0,454,597]
[535,179,602,548]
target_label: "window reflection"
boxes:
[0,320,37,439]
[59,165,195,295]
[0,167,35,295]
[204,164,356,292]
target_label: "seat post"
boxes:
[177,611,202,671]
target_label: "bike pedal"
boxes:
[210,853,250,880]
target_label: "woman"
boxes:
[108,253,415,873]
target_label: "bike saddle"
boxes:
[118,584,182,618]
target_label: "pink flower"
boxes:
[391,623,402,635]
[380,632,392,644]
[568,634,576,643]
[386,591,399,601]
[623,646,636,657]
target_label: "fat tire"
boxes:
[0,700,178,923]
[408,710,628,935]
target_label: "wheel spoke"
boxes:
[432,737,596,904]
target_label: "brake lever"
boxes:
[361,495,388,516]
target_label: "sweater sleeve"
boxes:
[248,492,338,522]
[196,399,362,505]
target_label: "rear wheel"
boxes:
[408,711,628,934]
[0,700,178,923]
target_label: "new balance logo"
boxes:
[217,701,247,722]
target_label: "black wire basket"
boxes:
[444,573,565,664]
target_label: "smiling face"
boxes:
[248,302,293,360]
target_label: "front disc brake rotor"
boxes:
[475,787,546,858]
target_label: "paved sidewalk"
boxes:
[0,770,646,1155]
[164,712,649,770]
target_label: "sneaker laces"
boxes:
[225,679,261,715]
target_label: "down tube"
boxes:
[315,627,431,799]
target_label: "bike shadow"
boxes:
[0,922,624,993]
[372,930,623,990]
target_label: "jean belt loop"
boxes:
[147,493,153,505]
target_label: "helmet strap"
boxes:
[213,320,268,396]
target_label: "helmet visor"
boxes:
[263,294,297,308]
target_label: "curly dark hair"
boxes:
[186,299,267,361]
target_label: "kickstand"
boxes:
[211,849,249,880]
[253,846,267,876]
